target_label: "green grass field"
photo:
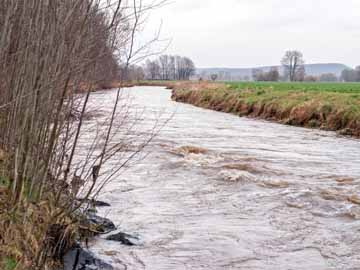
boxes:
[227,81,360,94]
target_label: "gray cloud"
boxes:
[145,0,360,68]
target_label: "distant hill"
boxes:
[303,64,350,77]
[197,63,350,81]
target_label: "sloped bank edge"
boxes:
[170,87,360,138]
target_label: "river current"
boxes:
[85,86,360,270]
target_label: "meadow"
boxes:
[227,81,360,94]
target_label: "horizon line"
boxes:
[197,63,351,70]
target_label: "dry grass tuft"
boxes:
[0,188,78,270]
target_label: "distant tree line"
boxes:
[251,50,358,82]
[205,71,247,81]
[178,49,360,83]
[252,67,280,82]
[120,64,145,81]
[144,55,196,80]
[341,67,360,82]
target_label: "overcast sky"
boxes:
[144,0,360,68]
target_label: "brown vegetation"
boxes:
[0,0,162,269]
[170,82,360,137]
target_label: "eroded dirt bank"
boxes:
[171,82,360,137]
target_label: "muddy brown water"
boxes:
[85,86,360,270]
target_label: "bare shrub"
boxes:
[0,0,167,268]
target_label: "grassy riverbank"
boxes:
[0,189,70,270]
[0,151,76,270]
[170,81,360,137]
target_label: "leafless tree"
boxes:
[356,66,360,81]
[252,67,279,81]
[268,67,280,81]
[281,50,305,81]
[159,55,171,80]
[0,0,167,268]
[252,68,262,81]
[120,64,145,81]
[169,55,176,79]
[341,68,360,82]
[145,59,161,80]
[210,74,218,81]
[295,65,306,81]
[181,57,196,80]
[145,55,196,80]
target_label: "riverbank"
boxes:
[0,185,69,269]
[0,147,112,270]
[0,179,123,270]
[170,81,360,137]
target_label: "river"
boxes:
[85,86,360,270]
